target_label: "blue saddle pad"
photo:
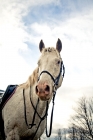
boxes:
[0,85,18,139]
[0,85,18,109]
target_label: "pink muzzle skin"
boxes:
[36,82,50,97]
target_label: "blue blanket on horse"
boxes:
[0,85,18,109]
[0,85,18,139]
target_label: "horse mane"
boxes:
[19,67,38,89]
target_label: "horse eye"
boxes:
[57,61,60,64]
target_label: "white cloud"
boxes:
[0,1,31,89]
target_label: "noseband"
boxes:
[38,61,65,87]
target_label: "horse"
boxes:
[0,38,65,140]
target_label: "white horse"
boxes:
[0,39,64,140]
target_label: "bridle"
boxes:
[23,60,65,140]
[38,61,65,87]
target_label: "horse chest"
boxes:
[17,92,46,138]
[20,118,46,139]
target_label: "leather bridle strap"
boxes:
[38,70,55,83]
[46,90,56,137]
[38,61,65,87]
[23,87,48,140]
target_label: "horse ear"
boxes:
[39,40,45,52]
[56,38,62,53]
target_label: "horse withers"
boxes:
[0,39,64,140]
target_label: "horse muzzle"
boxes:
[35,82,51,101]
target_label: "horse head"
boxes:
[36,39,64,101]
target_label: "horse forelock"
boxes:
[41,47,61,58]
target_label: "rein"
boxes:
[46,90,56,137]
[23,61,65,139]
[23,87,48,140]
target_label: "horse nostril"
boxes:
[36,86,38,93]
[36,84,50,94]
[45,85,50,92]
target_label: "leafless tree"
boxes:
[62,128,68,140]
[68,97,93,140]
[57,129,62,140]
[55,128,68,140]
[68,124,78,140]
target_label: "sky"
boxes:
[0,0,93,138]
